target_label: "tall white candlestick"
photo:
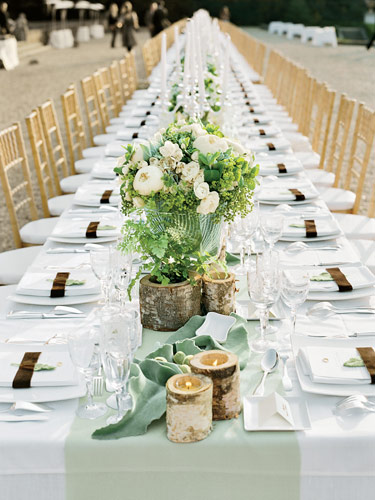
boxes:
[174,25,180,75]
[161,32,167,105]
[182,22,191,92]
[221,34,230,105]
[197,34,205,106]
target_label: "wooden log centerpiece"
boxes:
[166,373,213,443]
[190,350,241,420]
[139,274,202,331]
[202,272,236,316]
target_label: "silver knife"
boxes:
[7,313,86,319]
[46,248,89,254]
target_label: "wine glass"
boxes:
[260,213,284,250]
[100,307,133,424]
[230,215,249,275]
[90,247,112,308]
[67,324,107,419]
[111,248,133,313]
[280,270,310,348]
[247,250,281,353]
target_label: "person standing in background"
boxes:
[108,3,119,48]
[119,2,139,52]
[0,2,10,35]
[144,2,157,37]
[219,5,230,21]
[14,13,28,41]
[151,1,169,37]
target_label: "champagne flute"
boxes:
[247,250,281,353]
[90,247,112,309]
[260,213,284,250]
[230,215,249,275]
[281,270,310,348]
[67,325,107,419]
[111,248,133,313]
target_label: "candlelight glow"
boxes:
[185,381,192,390]
[212,359,218,367]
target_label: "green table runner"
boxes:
[65,321,300,500]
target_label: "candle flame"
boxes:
[185,381,192,390]
[212,359,218,367]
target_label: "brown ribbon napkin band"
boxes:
[140,120,146,126]
[326,267,353,292]
[132,132,139,139]
[259,129,266,136]
[249,107,255,113]
[253,118,259,124]
[305,219,317,238]
[267,142,276,151]
[146,111,151,116]
[86,221,100,239]
[51,272,70,298]
[357,348,375,384]
[277,163,287,174]
[12,352,41,389]
[100,190,113,204]
[289,188,305,201]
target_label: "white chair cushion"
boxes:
[60,173,91,194]
[278,122,299,132]
[19,217,58,245]
[294,151,320,169]
[47,194,75,216]
[0,246,41,284]
[82,146,106,158]
[283,131,312,152]
[74,158,96,174]
[93,134,117,146]
[349,240,375,273]
[306,169,335,188]
[334,213,375,240]
[319,188,356,212]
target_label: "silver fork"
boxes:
[93,364,104,397]
[335,394,375,414]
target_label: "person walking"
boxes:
[0,2,11,35]
[144,2,157,37]
[119,2,139,52]
[151,0,169,37]
[219,5,230,22]
[108,3,119,48]
[14,13,28,41]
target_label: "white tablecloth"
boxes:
[49,29,74,49]
[0,37,19,70]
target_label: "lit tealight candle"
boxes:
[166,374,212,443]
[190,350,241,420]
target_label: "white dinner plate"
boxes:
[0,378,86,403]
[8,293,102,306]
[307,286,375,301]
[48,236,118,244]
[195,312,236,343]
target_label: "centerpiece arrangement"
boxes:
[115,118,258,330]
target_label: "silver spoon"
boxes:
[280,353,292,391]
[307,301,375,319]
[285,241,340,254]
[253,349,279,396]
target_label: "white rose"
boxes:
[122,164,129,176]
[116,154,126,167]
[191,151,199,162]
[175,161,185,174]
[160,156,177,170]
[181,161,200,183]
[190,123,207,138]
[137,160,148,170]
[131,145,145,164]
[152,132,162,144]
[133,165,164,195]
[196,191,220,215]
[194,169,205,184]
[225,138,247,156]
[159,140,183,161]
[125,191,132,201]
[194,181,210,200]
[193,134,229,156]
[133,196,145,208]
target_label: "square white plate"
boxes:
[195,312,236,343]
[243,396,311,431]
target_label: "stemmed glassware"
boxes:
[247,250,281,353]
[67,324,107,419]
[111,248,133,313]
[232,202,260,274]
[260,213,284,251]
[100,306,134,423]
[90,247,113,309]
[280,269,310,348]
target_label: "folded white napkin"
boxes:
[245,126,281,138]
[0,350,79,387]
[116,127,148,141]
[298,346,372,385]
[257,185,319,202]
[282,217,340,239]
[307,266,375,292]
[74,185,120,206]
[105,142,127,157]
[16,270,101,297]
[257,158,303,176]
[52,216,120,238]
[248,137,291,153]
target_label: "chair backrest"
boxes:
[0,123,38,248]
[142,40,154,76]
[98,66,118,119]
[325,94,355,186]
[81,75,103,145]
[118,57,131,103]
[344,105,375,214]
[254,41,266,77]
[127,50,138,95]
[26,110,56,218]
[38,99,71,182]
[93,70,110,130]
[109,60,124,114]
[61,85,87,171]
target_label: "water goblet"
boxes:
[260,213,284,250]
[90,247,112,308]
[230,215,249,275]
[67,324,107,419]
[111,248,133,313]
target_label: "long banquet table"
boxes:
[1,30,375,500]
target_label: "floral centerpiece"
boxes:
[115,118,258,330]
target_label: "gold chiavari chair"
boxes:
[93,70,110,130]
[109,60,124,115]
[38,99,90,193]
[0,122,57,248]
[26,109,75,217]
[253,41,266,81]
[81,75,104,145]
[127,50,138,95]
[321,104,375,214]
[99,66,118,119]
[142,40,154,77]
[118,57,131,103]
[61,84,87,172]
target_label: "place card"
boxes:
[257,392,295,427]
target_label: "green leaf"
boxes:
[92,364,166,440]
[289,224,305,228]
[98,225,117,231]
[11,363,56,371]
[139,358,182,385]
[145,343,174,362]
[343,357,365,367]
[310,272,334,282]
[204,169,221,182]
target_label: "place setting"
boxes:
[48,215,121,244]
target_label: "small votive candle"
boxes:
[166,374,213,443]
[190,350,241,420]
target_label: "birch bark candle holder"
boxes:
[190,350,241,420]
[166,374,213,443]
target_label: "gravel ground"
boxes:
[0,26,374,252]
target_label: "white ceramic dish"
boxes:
[8,293,102,306]
[243,396,311,431]
[195,312,236,343]
[0,379,86,403]
[307,286,375,302]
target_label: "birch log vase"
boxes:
[202,272,236,316]
[190,350,241,420]
[139,275,202,332]
[166,374,213,443]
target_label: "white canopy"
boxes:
[54,1,74,10]
[75,1,91,9]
